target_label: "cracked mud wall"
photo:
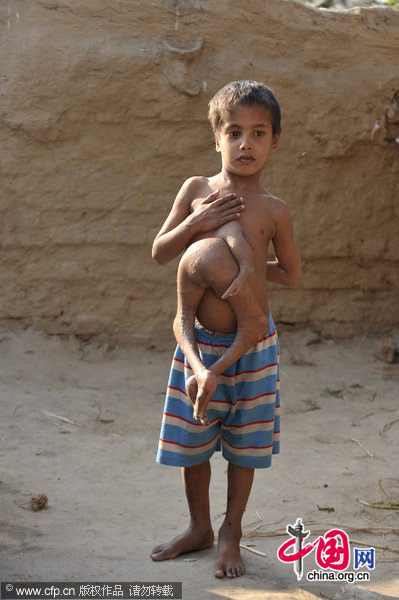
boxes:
[1,0,398,343]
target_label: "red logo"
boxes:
[277,518,350,580]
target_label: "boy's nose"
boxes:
[239,137,252,150]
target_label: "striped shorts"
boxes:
[156,315,280,469]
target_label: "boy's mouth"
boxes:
[238,155,255,163]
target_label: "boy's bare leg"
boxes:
[150,461,214,560]
[215,463,254,578]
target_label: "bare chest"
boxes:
[239,201,275,250]
[190,194,276,252]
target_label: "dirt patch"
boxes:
[0,327,398,598]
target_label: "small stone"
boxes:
[374,342,399,364]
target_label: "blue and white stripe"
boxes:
[156,315,280,469]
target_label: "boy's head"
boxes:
[208,80,281,138]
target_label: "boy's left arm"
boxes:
[267,202,301,286]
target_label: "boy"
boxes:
[151,81,301,578]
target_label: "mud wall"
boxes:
[1,0,398,343]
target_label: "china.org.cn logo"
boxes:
[277,518,375,583]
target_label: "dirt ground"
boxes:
[0,326,398,600]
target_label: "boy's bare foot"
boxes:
[150,526,214,561]
[192,369,218,425]
[221,269,247,299]
[214,526,245,578]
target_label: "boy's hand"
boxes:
[152,182,244,265]
[186,370,218,426]
[191,190,244,233]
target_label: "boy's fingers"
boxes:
[205,193,236,208]
[201,193,243,212]
[219,212,242,225]
[215,193,239,206]
[202,189,220,204]
[221,197,243,205]
[220,203,244,216]
[216,196,244,211]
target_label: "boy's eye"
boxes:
[255,130,265,136]
[228,130,240,137]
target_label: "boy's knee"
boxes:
[200,240,239,296]
[182,239,239,295]
[178,244,208,288]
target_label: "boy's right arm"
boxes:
[152,177,244,265]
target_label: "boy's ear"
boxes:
[272,131,281,149]
[215,135,221,152]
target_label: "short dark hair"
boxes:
[208,80,281,137]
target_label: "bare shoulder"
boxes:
[178,175,214,212]
[255,192,294,238]
[261,191,289,210]
[262,192,292,220]
[179,175,211,198]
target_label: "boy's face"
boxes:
[215,103,280,178]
